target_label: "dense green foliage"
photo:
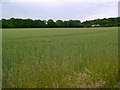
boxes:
[1,17,119,28]
[3,27,118,88]
[82,17,120,27]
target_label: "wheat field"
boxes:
[2,27,118,88]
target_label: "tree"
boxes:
[56,20,64,27]
[47,19,56,28]
[1,17,119,28]
[2,19,10,28]
[34,20,46,28]
[68,20,81,27]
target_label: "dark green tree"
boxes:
[47,19,56,28]
[56,20,64,27]
[1,17,120,28]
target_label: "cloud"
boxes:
[1,0,119,2]
[1,2,118,22]
[81,2,118,21]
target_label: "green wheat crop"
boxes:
[2,27,118,88]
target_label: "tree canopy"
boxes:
[1,17,120,28]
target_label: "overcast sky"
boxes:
[1,0,119,22]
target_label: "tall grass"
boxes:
[2,27,118,88]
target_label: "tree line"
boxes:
[1,17,120,28]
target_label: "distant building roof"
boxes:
[92,24,100,27]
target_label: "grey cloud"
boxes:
[2,2,118,22]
